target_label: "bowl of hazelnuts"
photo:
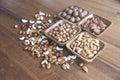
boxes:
[44,20,81,46]
[58,5,90,25]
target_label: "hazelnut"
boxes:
[69,6,74,9]
[83,10,88,15]
[65,15,71,20]
[58,38,62,42]
[78,8,83,13]
[61,12,67,17]
[73,11,79,17]
[19,30,23,35]
[79,12,85,18]
[67,9,73,15]
[14,25,18,29]
[73,7,78,11]
[70,17,75,22]
[55,61,59,65]
[75,17,81,22]
[64,8,69,12]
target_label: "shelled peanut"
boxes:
[48,22,79,43]
[70,32,101,59]
[81,17,107,35]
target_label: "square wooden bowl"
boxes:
[66,31,106,62]
[58,5,90,25]
[79,14,112,37]
[44,20,81,46]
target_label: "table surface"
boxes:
[0,0,120,80]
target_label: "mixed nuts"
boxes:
[13,5,110,73]
[14,11,78,70]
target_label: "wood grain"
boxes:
[0,0,120,80]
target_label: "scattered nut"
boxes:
[37,53,41,58]
[81,65,88,73]
[62,63,67,70]
[14,25,18,29]
[47,63,51,69]
[62,63,70,70]
[21,19,28,23]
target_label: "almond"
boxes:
[82,65,88,73]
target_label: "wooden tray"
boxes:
[58,5,90,25]
[66,31,106,62]
[79,14,112,37]
[44,20,81,46]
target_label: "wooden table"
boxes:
[0,0,120,80]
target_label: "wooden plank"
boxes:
[0,8,120,80]
[0,0,120,80]
[0,51,35,80]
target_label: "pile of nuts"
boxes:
[13,5,110,73]
[14,11,78,70]
[48,22,78,43]
[81,17,107,35]
[70,32,100,59]
[60,5,89,23]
